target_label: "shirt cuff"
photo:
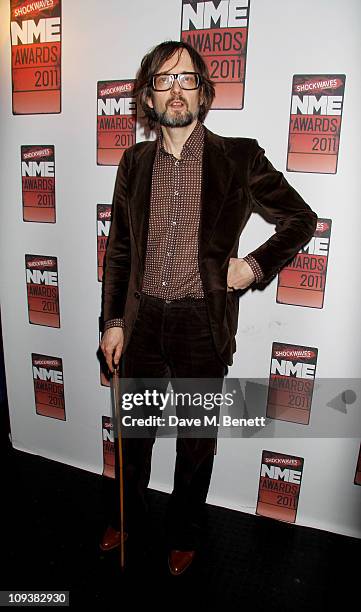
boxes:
[243,255,264,283]
[104,318,125,331]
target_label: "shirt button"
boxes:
[167,252,171,256]
[162,281,167,286]
[172,221,176,225]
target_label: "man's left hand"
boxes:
[227,257,255,291]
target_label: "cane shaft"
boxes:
[113,366,125,570]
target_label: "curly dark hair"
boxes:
[134,40,215,129]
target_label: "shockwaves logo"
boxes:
[21,145,55,222]
[25,254,60,327]
[10,0,62,114]
[266,342,318,425]
[277,218,332,309]
[97,80,136,165]
[287,74,346,174]
[181,0,250,109]
[32,353,65,419]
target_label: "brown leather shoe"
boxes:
[168,550,195,576]
[99,526,128,552]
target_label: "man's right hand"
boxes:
[100,327,124,374]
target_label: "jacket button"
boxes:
[134,291,141,299]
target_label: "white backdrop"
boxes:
[1,0,360,538]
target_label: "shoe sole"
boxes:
[99,533,128,552]
[99,542,120,552]
[168,557,194,576]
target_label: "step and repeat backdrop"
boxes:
[0,0,360,538]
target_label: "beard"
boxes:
[151,96,199,127]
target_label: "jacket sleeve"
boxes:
[101,150,131,322]
[246,140,318,286]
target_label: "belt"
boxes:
[141,291,206,305]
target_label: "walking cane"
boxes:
[111,364,125,571]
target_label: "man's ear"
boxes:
[199,86,204,107]
[146,95,154,110]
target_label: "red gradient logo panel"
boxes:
[277,218,331,308]
[32,353,65,420]
[97,80,136,165]
[97,204,111,282]
[181,0,250,109]
[256,451,304,522]
[10,0,61,114]
[21,145,55,222]
[25,254,60,327]
[287,74,345,173]
[266,342,317,425]
[102,416,115,478]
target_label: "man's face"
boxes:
[147,49,203,128]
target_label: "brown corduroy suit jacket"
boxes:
[102,126,318,366]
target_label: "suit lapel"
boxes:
[200,127,233,251]
[128,141,157,269]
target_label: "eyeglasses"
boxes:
[150,72,201,91]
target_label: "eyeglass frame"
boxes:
[150,72,201,91]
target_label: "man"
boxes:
[100,40,317,575]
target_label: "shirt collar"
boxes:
[156,120,204,160]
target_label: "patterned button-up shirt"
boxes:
[142,120,205,299]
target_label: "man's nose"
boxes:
[171,76,182,93]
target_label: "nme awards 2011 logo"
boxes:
[181,0,250,109]
[25,254,60,327]
[276,218,332,308]
[97,80,136,165]
[266,342,318,425]
[10,0,62,114]
[21,145,55,222]
[97,204,111,282]
[256,451,304,522]
[102,416,115,478]
[32,353,65,419]
[287,74,346,173]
